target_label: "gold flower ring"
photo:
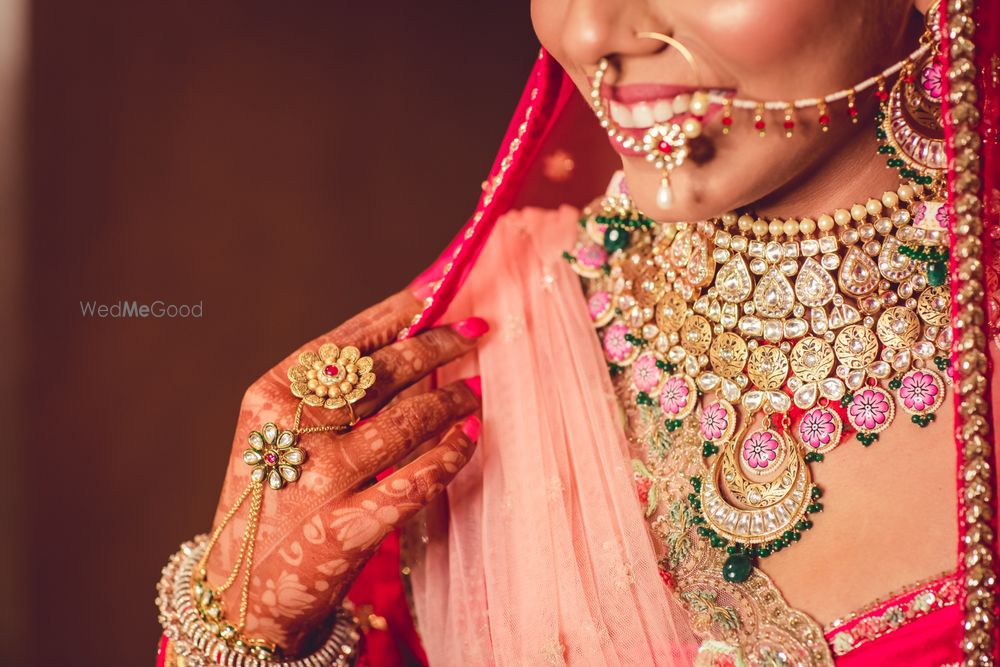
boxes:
[287,343,376,427]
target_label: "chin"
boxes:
[621,162,738,223]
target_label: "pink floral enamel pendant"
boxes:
[659,374,697,420]
[846,386,896,444]
[796,406,844,455]
[631,352,666,395]
[588,290,615,328]
[895,368,945,417]
[699,400,736,444]
[568,241,609,279]
[603,321,638,366]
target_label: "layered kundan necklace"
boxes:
[564,172,951,583]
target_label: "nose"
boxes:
[559,0,667,67]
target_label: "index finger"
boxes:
[271,289,422,375]
[289,321,486,431]
[322,289,423,353]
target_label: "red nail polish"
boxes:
[451,317,489,339]
[462,376,482,397]
[462,415,481,441]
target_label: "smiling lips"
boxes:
[599,84,733,157]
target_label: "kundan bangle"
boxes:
[156,536,361,667]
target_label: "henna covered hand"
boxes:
[205,290,485,654]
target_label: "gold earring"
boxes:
[875,0,945,188]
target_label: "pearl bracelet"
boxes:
[156,536,361,667]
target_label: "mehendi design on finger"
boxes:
[363,426,387,453]
[377,477,416,497]
[440,449,467,474]
[328,500,398,552]
[258,571,317,619]
[401,346,425,372]
[301,515,326,545]
[277,541,305,567]
[410,463,453,500]
[315,557,351,578]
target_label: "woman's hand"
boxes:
[204,290,485,654]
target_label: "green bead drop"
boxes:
[603,226,630,252]
[722,553,753,583]
[927,261,947,287]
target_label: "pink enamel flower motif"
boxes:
[935,204,948,228]
[659,376,690,416]
[577,243,608,270]
[588,291,612,322]
[899,370,939,412]
[700,402,729,441]
[603,322,634,363]
[799,409,837,449]
[921,61,943,101]
[742,431,779,469]
[632,353,662,393]
[849,389,891,431]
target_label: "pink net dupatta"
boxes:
[409,206,698,665]
[401,50,698,665]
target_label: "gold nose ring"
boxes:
[635,32,702,86]
[587,32,710,209]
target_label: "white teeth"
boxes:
[609,92,709,129]
[672,94,691,115]
[631,102,654,128]
[653,100,673,123]
[610,101,633,127]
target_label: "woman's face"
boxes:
[531,0,924,221]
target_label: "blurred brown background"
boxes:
[2,2,540,665]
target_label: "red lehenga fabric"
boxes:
[157,2,1000,665]
[824,575,963,666]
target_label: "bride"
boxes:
[155,0,999,665]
